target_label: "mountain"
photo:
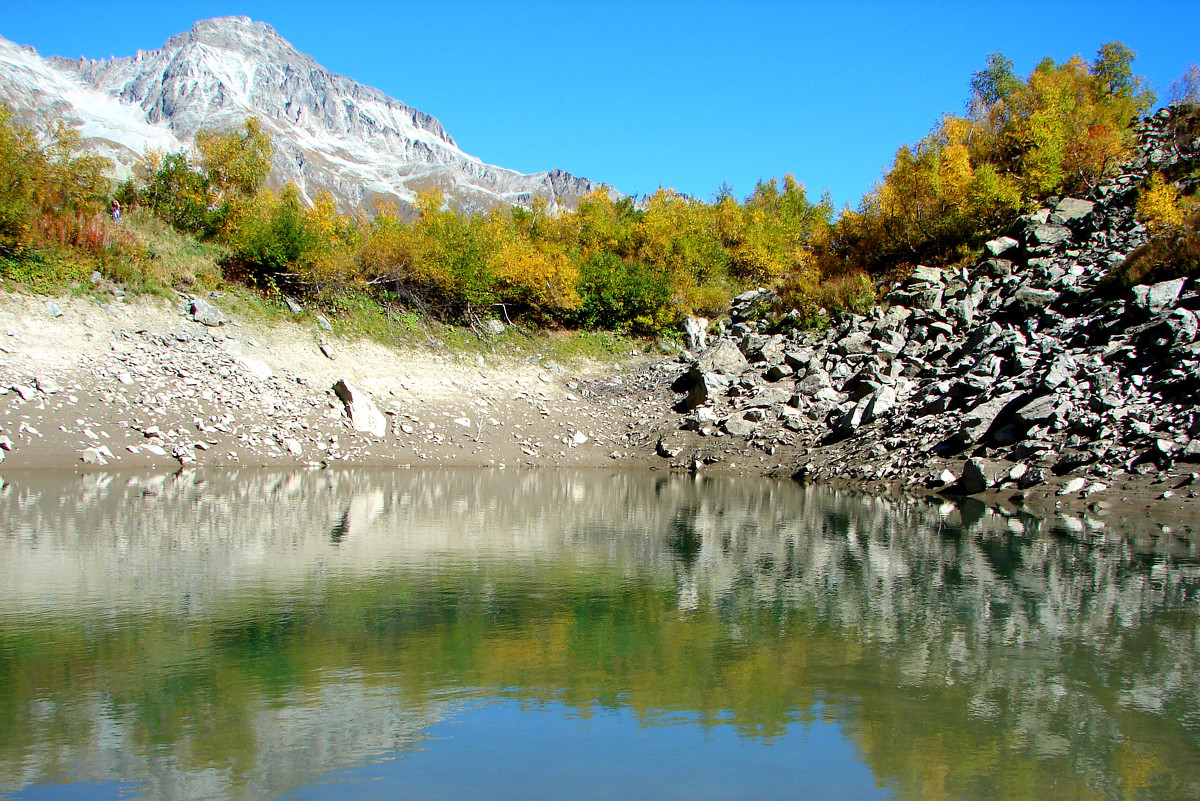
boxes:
[0,16,613,212]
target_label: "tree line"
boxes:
[1,42,1196,334]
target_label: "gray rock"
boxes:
[796,370,833,396]
[959,389,1027,445]
[680,370,731,411]
[332,379,387,438]
[1058,476,1087,495]
[1132,278,1186,314]
[484,319,506,336]
[694,339,749,375]
[1015,394,1058,424]
[783,350,814,372]
[722,413,757,437]
[959,458,1013,494]
[862,385,896,424]
[834,331,874,355]
[190,296,228,327]
[1053,197,1095,224]
[1017,467,1049,489]
[908,265,944,284]
[316,314,334,331]
[1011,287,1059,311]
[656,438,682,458]
[45,300,64,317]
[1042,353,1078,390]
[284,296,303,315]
[832,398,871,435]
[1031,225,1072,246]
[984,236,1019,256]
[747,386,794,408]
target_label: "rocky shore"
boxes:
[659,106,1200,527]
[3,107,1199,540]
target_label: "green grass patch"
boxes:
[0,247,92,294]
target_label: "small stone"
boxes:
[1058,477,1087,495]
[984,236,1019,256]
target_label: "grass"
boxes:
[2,210,662,368]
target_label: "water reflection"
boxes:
[0,468,1198,800]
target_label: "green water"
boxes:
[0,469,1197,800]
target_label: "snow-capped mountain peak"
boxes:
[0,17,611,212]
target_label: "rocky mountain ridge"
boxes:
[661,105,1200,508]
[0,16,611,212]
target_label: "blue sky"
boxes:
[2,1,1197,209]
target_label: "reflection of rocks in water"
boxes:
[1,468,1198,799]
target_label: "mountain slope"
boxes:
[0,16,612,212]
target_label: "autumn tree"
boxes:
[196,117,273,200]
[0,105,44,250]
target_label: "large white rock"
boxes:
[332,380,386,438]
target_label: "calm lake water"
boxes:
[0,468,1197,801]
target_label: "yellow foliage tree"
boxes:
[196,117,273,201]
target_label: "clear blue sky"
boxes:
[2,1,1197,209]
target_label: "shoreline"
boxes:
[2,291,1199,550]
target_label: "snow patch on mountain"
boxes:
[0,16,612,212]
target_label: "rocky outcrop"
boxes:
[664,106,1200,501]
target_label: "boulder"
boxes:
[796,370,833,396]
[1052,197,1095,225]
[834,331,874,355]
[679,370,730,411]
[862,385,896,424]
[984,236,1019,256]
[190,296,228,327]
[958,458,1014,494]
[1010,287,1059,311]
[958,389,1028,446]
[1132,278,1186,314]
[747,386,794,408]
[722,413,757,437]
[1030,224,1072,246]
[694,340,748,375]
[332,379,387,437]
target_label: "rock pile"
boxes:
[666,106,1200,500]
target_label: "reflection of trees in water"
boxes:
[0,470,1198,800]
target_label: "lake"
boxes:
[0,468,1197,800]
